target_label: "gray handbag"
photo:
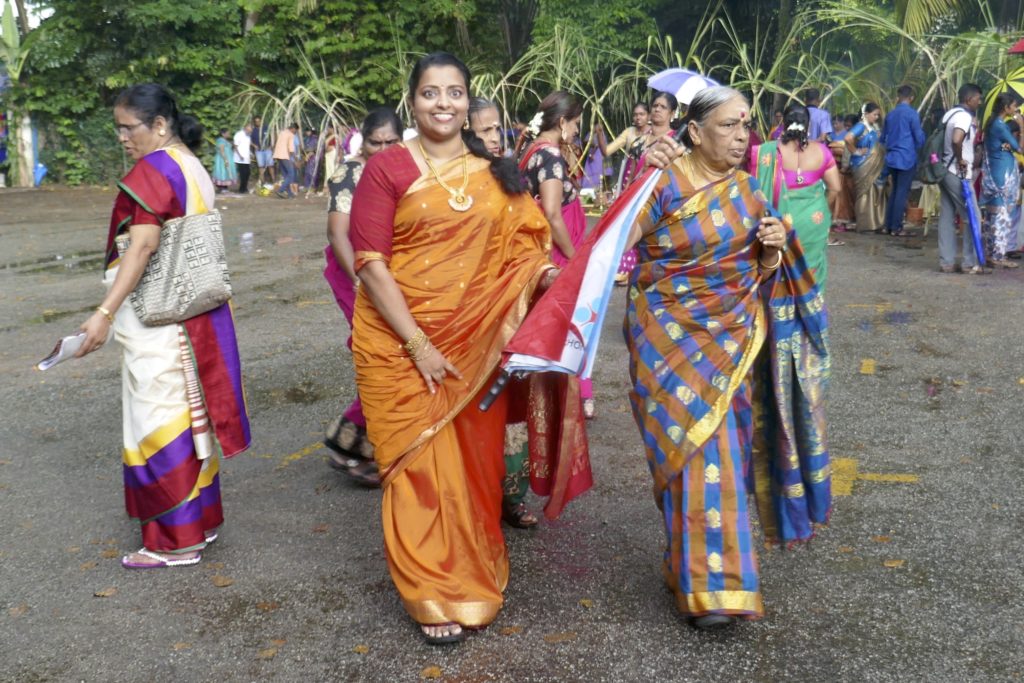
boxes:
[115,209,233,326]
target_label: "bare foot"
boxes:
[421,623,464,644]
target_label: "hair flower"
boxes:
[527,112,543,137]
[786,122,806,132]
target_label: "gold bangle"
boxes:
[409,341,434,362]
[403,328,429,357]
[757,251,782,271]
[97,306,114,322]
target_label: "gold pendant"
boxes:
[448,192,473,212]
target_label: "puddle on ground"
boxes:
[28,304,95,324]
[884,311,914,325]
[3,253,106,274]
[914,341,949,358]
[263,381,326,406]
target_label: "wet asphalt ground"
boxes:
[1,186,1023,682]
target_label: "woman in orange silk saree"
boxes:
[350,135,556,636]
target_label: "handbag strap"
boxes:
[168,148,211,217]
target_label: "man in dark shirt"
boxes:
[251,116,275,187]
[881,85,926,235]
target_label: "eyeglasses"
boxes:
[114,121,147,138]
[365,137,400,148]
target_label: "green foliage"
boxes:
[12,0,1024,184]
[531,0,661,56]
[18,0,244,184]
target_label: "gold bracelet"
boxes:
[96,306,114,322]
[403,328,429,358]
[757,251,783,271]
[409,341,434,362]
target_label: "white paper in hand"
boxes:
[36,333,87,371]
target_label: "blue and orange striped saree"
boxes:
[625,160,830,619]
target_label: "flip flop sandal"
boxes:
[204,531,219,544]
[421,622,465,645]
[827,238,845,246]
[121,548,201,569]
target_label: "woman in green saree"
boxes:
[750,104,841,292]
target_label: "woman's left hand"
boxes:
[644,134,684,170]
[756,216,787,250]
[75,311,111,357]
[538,267,560,292]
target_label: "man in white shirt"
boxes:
[938,83,983,273]
[233,123,253,194]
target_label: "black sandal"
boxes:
[502,500,539,529]
[324,417,380,487]
[691,614,737,630]
[325,413,366,462]
[344,460,381,488]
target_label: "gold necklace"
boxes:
[417,139,473,212]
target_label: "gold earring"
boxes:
[463,118,470,131]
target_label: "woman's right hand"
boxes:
[413,345,463,395]
[644,133,684,169]
[75,311,111,357]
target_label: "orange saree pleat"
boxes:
[382,384,510,626]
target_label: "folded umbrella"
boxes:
[962,176,985,267]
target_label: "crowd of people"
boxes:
[70,50,1022,648]
[220,77,1024,275]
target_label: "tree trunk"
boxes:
[771,0,794,113]
[244,10,260,34]
[13,0,29,37]
[10,111,34,187]
[500,0,539,68]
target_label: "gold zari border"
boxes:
[674,589,764,617]
[403,598,502,627]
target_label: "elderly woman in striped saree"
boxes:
[629,86,832,629]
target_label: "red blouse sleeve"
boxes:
[350,144,420,271]
[119,159,177,227]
